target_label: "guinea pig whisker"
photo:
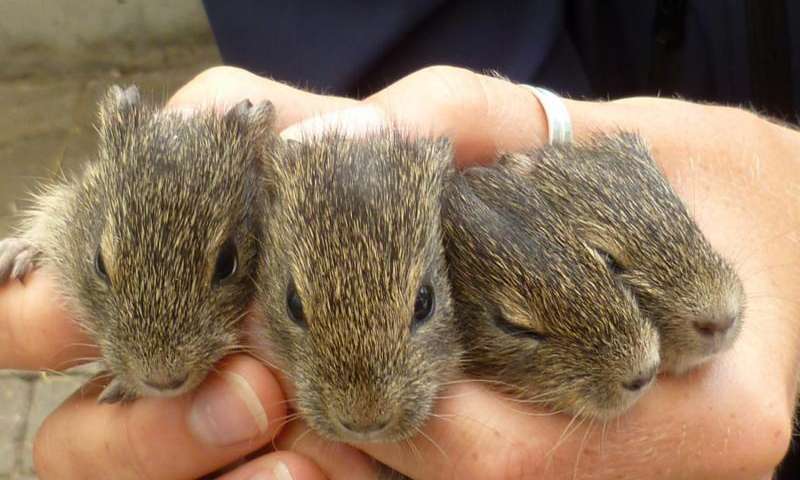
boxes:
[269,413,303,439]
[414,425,448,461]
[740,293,800,309]
[223,310,251,330]
[599,419,610,457]
[224,344,288,375]
[428,413,458,428]
[504,405,567,417]
[51,357,101,371]
[34,368,68,379]
[51,345,102,367]
[547,406,588,460]
[403,437,423,465]
[263,398,299,408]
[63,341,99,349]
[572,416,596,480]
[440,377,526,392]
[729,225,800,269]
[289,424,315,451]
[432,389,477,401]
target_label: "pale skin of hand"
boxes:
[1,65,798,479]
[272,67,800,479]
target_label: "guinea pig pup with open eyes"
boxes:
[0,85,275,403]
[443,163,661,419]
[256,127,461,444]
[500,132,746,374]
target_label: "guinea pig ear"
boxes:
[223,99,276,135]
[97,85,141,150]
[429,137,453,159]
[424,137,455,176]
[260,137,296,203]
[497,152,536,176]
[583,234,628,274]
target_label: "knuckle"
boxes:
[191,65,251,86]
[413,64,475,82]
[410,65,489,118]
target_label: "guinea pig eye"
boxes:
[598,249,624,275]
[213,239,238,283]
[493,310,546,343]
[286,279,307,328]
[94,248,110,284]
[412,284,435,328]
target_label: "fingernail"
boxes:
[280,106,386,141]
[273,462,294,480]
[189,370,268,446]
[247,462,293,480]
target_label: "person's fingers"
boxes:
[358,365,789,480]
[354,168,795,479]
[0,270,97,370]
[280,107,387,142]
[217,451,328,480]
[362,65,800,176]
[272,419,378,480]
[364,65,550,167]
[33,354,287,480]
[167,66,358,130]
[273,71,795,478]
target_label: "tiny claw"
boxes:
[0,238,38,284]
[97,378,137,404]
[11,247,35,279]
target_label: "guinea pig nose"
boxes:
[693,313,736,337]
[143,372,189,391]
[622,366,657,392]
[337,415,391,435]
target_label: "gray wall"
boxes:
[0,0,218,79]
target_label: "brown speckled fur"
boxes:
[256,127,462,446]
[0,85,275,402]
[501,132,746,374]
[443,162,660,419]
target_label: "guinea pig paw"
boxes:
[97,378,137,404]
[0,238,37,283]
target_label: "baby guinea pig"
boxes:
[256,127,462,443]
[443,163,661,419]
[0,85,275,402]
[500,132,746,374]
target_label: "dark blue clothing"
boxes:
[201,1,800,476]
[203,0,798,121]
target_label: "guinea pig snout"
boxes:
[138,368,192,396]
[692,310,739,340]
[334,413,393,437]
[143,371,189,391]
[621,364,658,392]
[326,405,401,442]
[692,280,745,342]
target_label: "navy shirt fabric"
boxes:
[203,0,799,121]
[201,1,800,476]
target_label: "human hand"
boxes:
[0,67,365,480]
[17,64,797,479]
[272,66,800,479]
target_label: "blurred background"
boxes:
[0,1,220,478]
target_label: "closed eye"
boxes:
[493,310,546,342]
